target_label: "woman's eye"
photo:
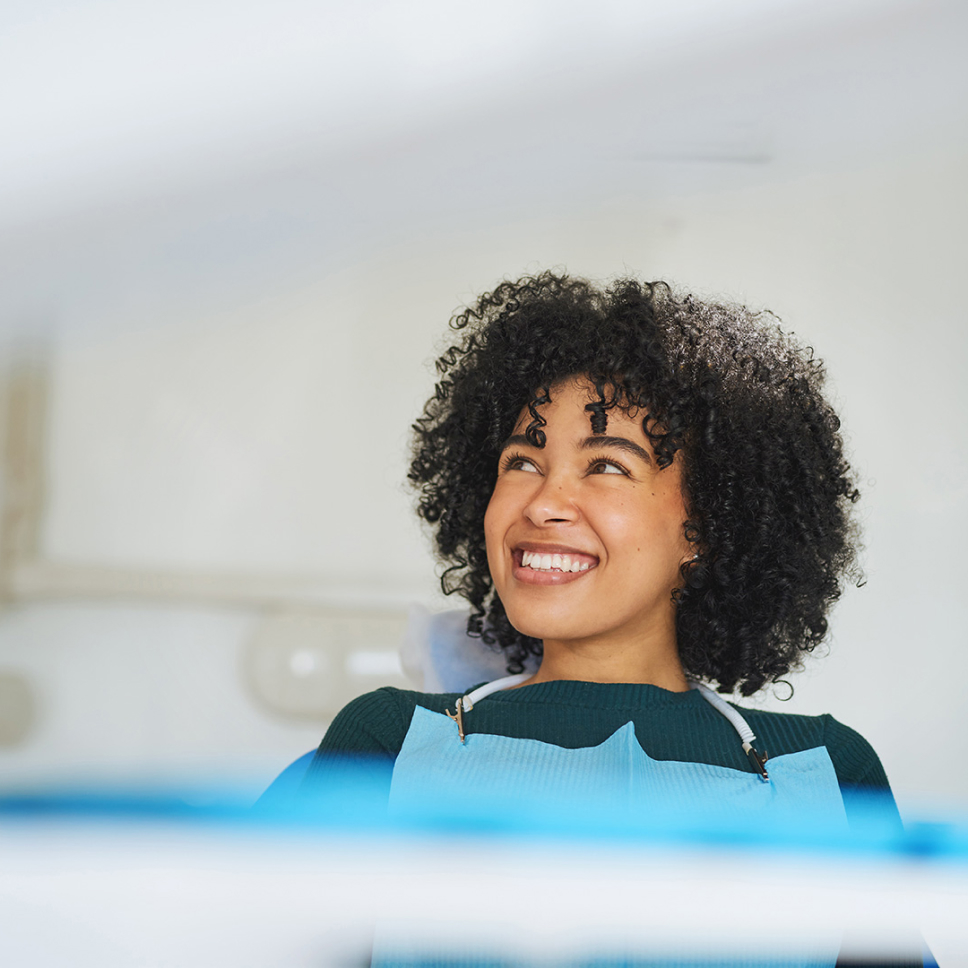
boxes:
[504,456,539,473]
[589,459,628,476]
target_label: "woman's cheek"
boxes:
[483,501,504,585]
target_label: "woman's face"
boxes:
[484,378,692,651]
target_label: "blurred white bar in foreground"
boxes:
[1,818,963,967]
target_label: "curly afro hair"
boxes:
[409,271,861,696]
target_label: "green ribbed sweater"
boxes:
[301,681,914,966]
[306,680,895,813]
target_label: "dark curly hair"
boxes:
[409,271,861,696]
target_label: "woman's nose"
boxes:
[523,476,579,526]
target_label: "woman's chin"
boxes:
[505,609,595,645]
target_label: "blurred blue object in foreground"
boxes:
[1,768,964,968]
[1,760,965,861]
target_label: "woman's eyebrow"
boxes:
[500,433,653,463]
[500,433,535,451]
[581,435,653,464]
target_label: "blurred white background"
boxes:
[0,0,965,812]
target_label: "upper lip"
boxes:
[513,541,598,558]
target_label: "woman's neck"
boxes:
[520,633,689,692]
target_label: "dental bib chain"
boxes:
[689,680,770,781]
[445,674,770,782]
[444,673,531,744]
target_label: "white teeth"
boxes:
[519,551,594,573]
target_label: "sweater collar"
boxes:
[468,678,709,710]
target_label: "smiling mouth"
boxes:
[520,550,593,574]
[511,547,600,585]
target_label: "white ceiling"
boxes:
[0,0,965,333]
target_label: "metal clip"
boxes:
[445,699,466,744]
[746,745,770,782]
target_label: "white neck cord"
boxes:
[689,680,769,781]
[688,681,755,745]
[446,674,770,781]
[461,673,532,712]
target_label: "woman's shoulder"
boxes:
[732,704,891,790]
[316,686,462,757]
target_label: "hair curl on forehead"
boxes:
[520,375,680,469]
[409,271,861,696]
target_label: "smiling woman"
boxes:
[405,272,862,698]
[485,379,692,692]
[275,273,904,962]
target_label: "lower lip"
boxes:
[512,555,598,586]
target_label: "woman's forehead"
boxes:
[509,378,648,438]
